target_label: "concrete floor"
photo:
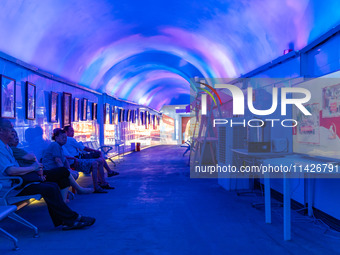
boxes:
[1,145,340,254]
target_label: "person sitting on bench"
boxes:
[63,125,119,177]
[42,128,93,199]
[0,118,95,230]
[63,144,114,193]
[9,128,74,200]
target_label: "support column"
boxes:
[283,172,291,240]
[98,94,105,146]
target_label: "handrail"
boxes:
[0,177,23,204]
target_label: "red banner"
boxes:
[162,114,174,126]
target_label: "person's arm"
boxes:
[22,153,37,161]
[6,162,42,176]
[63,157,72,170]
[65,155,77,160]
[70,138,100,153]
[84,147,96,152]
[54,157,64,168]
[63,145,78,167]
[50,143,65,168]
[84,146,103,157]
[11,147,37,162]
[0,150,38,176]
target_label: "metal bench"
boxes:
[0,177,41,250]
[113,140,125,163]
[0,205,18,250]
[88,141,117,167]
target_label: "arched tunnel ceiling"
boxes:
[1,0,340,110]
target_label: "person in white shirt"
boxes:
[63,145,112,193]
[63,125,119,178]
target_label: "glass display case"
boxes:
[104,123,115,145]
[73,121,98,142]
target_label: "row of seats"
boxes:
[82,140,126,166]
[0,139,129,250]
[0,177,41,250]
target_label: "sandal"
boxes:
[93,187,108,193]
[62,220,89,230]
[77,188,94,194]
[79,216,96,226]
[107,171,119,177]
[99,183,115,190]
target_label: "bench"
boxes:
[0,205,18,250]
[0,177,41,250]
[83,141,118,166]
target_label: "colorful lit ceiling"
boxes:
[0,0,340,110]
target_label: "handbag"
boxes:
[80,151,101,159]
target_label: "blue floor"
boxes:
[1,145,340,254]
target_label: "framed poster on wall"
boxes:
[82,98,88,121]
[131,110,136,123]
[152,115,156,129]
[104,103,110,124]
[0,75,16,119]
[126,109,131,122]
[145,111,149,129]
[50,92,58,123]
[140,112,144,125]
[74,98,79,122]
[137,108,140,125]
[119,108,124,122]
[62,92,72,127]
[25,82,36,120]
[92,102,98,120]
[111,106,116,124]
[117,108,121,122]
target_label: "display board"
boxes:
[293,78,340,159]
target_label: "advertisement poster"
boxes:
[293,79,340,159]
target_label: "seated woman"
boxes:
[42,128,93,199]
[9,128,72,200]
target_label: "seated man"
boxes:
[0,118,95,230]
[63,126,119,177]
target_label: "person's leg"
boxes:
[96,159,115,189]
[69,169,79,180]
[60,188,69,202]
[102,157,112,172]
[44,167,72,201]
[68,174,93,194]
[100,156,119,177]
[87,151,117,176]
[18,182,95,229]
[18,182,78,226]
[44,167,71,189]
[97,153,116,174]
[91,160,108,193]
[96,159,105,184]
[76,158,107,193]
[91,161,99,189]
